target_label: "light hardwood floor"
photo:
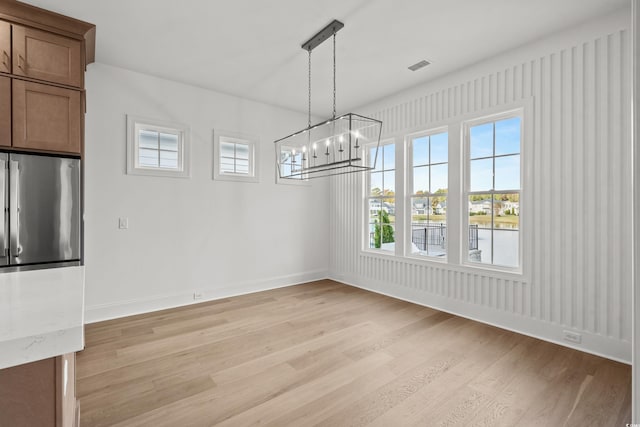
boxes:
[77,280,631,426]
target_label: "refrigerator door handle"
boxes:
[0,159,6,256]
[9,160,19,257]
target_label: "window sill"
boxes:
[404,253,448,265]
[459,261,524,280]
[214,173,259,183]
[360,248,398,259]
[127,167,190,179]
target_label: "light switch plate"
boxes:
[118,217,129,229]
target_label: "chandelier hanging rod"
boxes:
[301,20,344,52]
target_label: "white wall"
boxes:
[83,63,329,322]
[329,8,633,362]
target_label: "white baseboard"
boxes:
[84,269,329,324]
[330,272,631,364]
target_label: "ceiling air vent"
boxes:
[408,60,431,71]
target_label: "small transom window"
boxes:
[127,115,190,178]
[214,131,259,183]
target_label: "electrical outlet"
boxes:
[563,330,582,344]
[193,292,203,300]
[118,217,129,229]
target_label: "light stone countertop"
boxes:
[0,266,84,369]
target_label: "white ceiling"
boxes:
[23,0,627,117]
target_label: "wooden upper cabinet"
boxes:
[0,21,9,73]
[12,25,82,87]
[13,79,81,154]
[0,76,9,147]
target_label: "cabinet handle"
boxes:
[1,51,7,68]
[17,55,25,71]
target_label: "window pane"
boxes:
[383,170,395,194]
[139,130,158,149]
[413,136,428,166]
[430,164,447,193]
[494,193,520,228]
[470,158,493,192]
[138,148,158,167]
[159,157,178,169]
[160,150,177,161]
[221,142,235,159]
[383,144,395,169]
[235,165,249,174]
[468,195,492,229]
[468,195,492,264]
[370,172,383,196]
[235,143,250,160]
[413,166,428,194]
[495,117,520,155]
[220,161,234,173]
[494,155,520,191]
[411,197,429,221]
[472,228,492,264]
[430,132,448,163]
[470,123,493,159]
[493,230,519,267]
[410,196,446,257]
[430,195,446,221]
[368,199,395,252]
[368,199,381,249]
[159,133,178,151]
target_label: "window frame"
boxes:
[462,108,524,272]
[405,126,449,261]
[126,115,191,179]
[363,138,397,254]
[213,130,259,183]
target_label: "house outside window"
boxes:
[465,112,522,268]
[126,115,190,178]
[408,130,448,258]
[365,141,396,252]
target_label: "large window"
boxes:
[466,113,521,268]
[408,131,448,258]
[366,141,395,252]
[126,115,190,178]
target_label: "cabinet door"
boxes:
[0,21,9,73]
[0,76,9,147]
[13,79,81,154]
[0,358,57,426]
[12,25,81,87]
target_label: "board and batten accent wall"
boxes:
[330,12,632,362]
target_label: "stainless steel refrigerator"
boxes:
[0,152,81,269]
